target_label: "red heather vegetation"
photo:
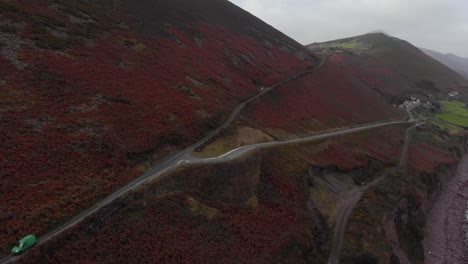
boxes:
[337,124,466,264]
[21,152,322,263]
[309,33,468,98]
[21,125,410,263]
[3,0,465,262]
[245,60,403,133]
[0,0,316,254]
[408,143,457,172]
[21,122,462,263]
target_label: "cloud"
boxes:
[229,0,468,57]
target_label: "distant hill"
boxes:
[307,33,468,100]
[421,48,468,79]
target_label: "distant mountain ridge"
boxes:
[307,33,468,99]
[421,48,468,79]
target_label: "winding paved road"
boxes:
[0,53,411,264]
[2,121,410,263]
[0,54,327,263]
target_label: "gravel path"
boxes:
[327,176,384,264]
[423,154,468,264]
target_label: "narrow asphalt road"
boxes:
[0,54,328,263]
[1,120,412,264]
[1,50,414,264]
[327,123,416,264]
[192,121,411,164]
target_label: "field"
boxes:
[435,100,468,127]
[429,118,464,135]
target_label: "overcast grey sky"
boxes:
[229,0,468,57]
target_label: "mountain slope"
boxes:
[421,47,468,79]
[3,3,468,264]
[19,124,410,264]
[0,0,317,255]
[308,33,468,100]
[200,33,468,151]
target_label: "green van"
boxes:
[11,234,36,255]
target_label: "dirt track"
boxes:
[327,176,385,264]
[327,123,415,264]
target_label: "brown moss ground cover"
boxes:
[195,123,275,158]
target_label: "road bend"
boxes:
[0,54,328,263]
[1,53,411,264]
[1,120,411,264]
